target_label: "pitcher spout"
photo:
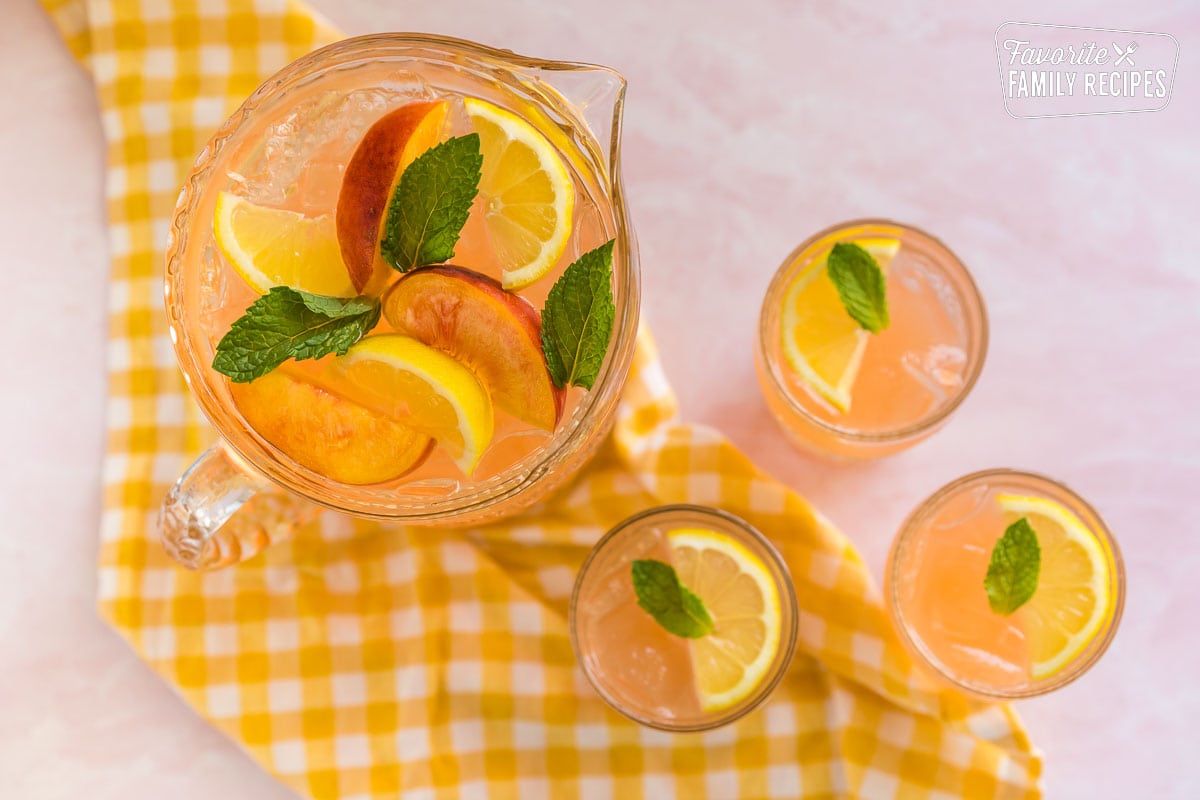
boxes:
[518,61,627,180]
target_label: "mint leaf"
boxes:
[212,287,380,382]
[984,517,1041,615]
[631,559,714,639]
[826,242,889,333]
[296,292,376,318]
[380,133,482,272]
[540,240,615,390]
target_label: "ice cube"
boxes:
[582,529,666,619]
[945,644,1026,679]
[930,484,991,532]
[235,73,435,207]
[901,343,967,401]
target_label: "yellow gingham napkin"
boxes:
[43,0,1043,796]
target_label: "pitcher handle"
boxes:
[159,443,317,570]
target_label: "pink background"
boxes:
[2,0,1197,797]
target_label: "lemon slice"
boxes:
[780,237,900,411]
[668,528,783,711]
[463,97,575,290]
[214,192,356,297]
[337,334,494,476]
[997,494,1113,679]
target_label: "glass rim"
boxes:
[757,218,989,444]
[163,32,640,520]
[568,504,800,732]
[887,468,1126,700]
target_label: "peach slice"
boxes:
[336,100,448,293]
[382,266,564,431]
[230,368,433,485]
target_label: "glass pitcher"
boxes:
[161,34,640,571]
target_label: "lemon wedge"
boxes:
[780,237,900,411]
[213,191,356,297]
[997,494,1113,679]
[668,528,783,711]
[337,334,494,476]
[463,97,575,290]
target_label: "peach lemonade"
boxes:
[202,76,619,491]
[887,470,1124,698]
[757,220,988,459]
[570,506,798,731]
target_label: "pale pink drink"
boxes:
[160,35,639,569]
[887,470,1124,698]
[756,220,987,459]
[570,505,798,731]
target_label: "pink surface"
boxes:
[1,0,1197,797]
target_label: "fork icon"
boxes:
[1113,41,1138,66]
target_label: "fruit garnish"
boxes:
[382,266,563,431]
[779,237,901,412]
[667,528,783,712]
[336,100,449,291]
[540,240,616,391]
[229,368,432,485]
[214,192,356,297]
[212,287,380,383]
[336,334,494,476]
[995,494,1113,680]
[463,97,575,290]
[379,134,482,272]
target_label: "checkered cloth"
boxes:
[42,0,1043,797]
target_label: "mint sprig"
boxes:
[380,133,482,272]
[540,239,615,390]
[631,559,714,639]
[826,242,889,333]
[984,517,1041,615]
[212,287,380,382]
